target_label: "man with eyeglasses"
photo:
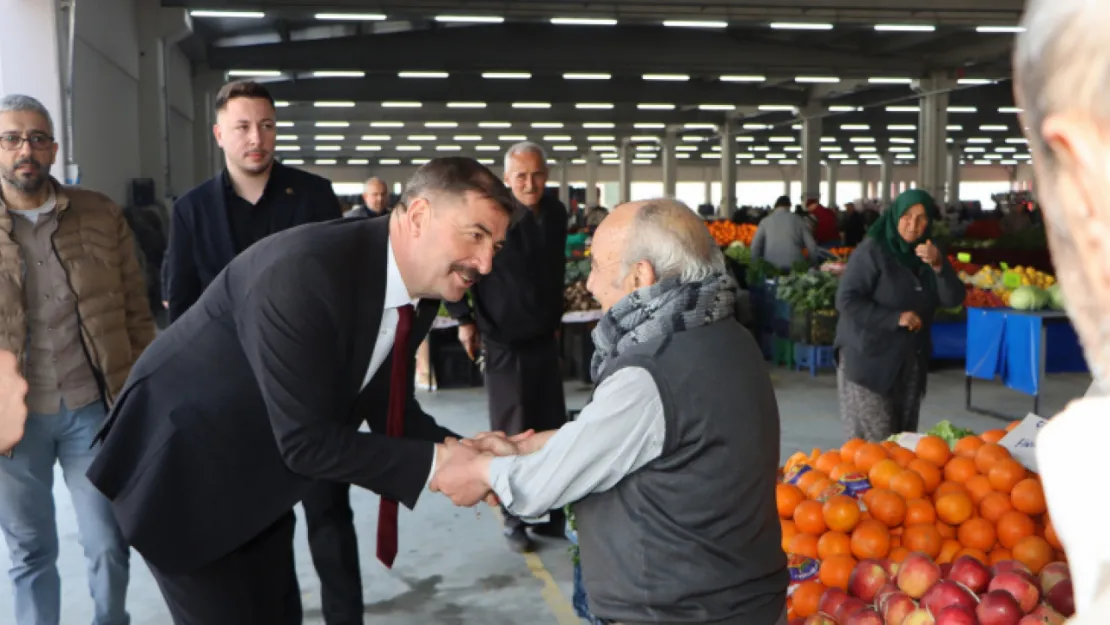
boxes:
[0,94,155,625]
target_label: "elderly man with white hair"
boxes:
[1014,1,1110,622]
[434,199,788,625]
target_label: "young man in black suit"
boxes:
[86,158,516,624]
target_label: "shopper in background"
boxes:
[1015,1,1110,618]
[446,141,569,553]
[0,93,156,625]
[164,80,342,321]
[433,198,787,625]
[0,351,27,455]
[751,195,822,271]
[807,198,841,246]
[833,189,965,441]
[345,176,389,218]
[840,201,866,247]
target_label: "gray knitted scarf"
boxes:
[590,271,739,381]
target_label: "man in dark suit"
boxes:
[86,158,516,624]
[164,80,342,322]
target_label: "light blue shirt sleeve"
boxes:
[487,366,666,521]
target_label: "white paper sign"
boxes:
[895,432,926,452]
[998,413,1049,473]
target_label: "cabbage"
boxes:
[1048,284,1066,311]
[1010,286,1049,311]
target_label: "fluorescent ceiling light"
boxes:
[396,145,421,151]
[829,105,860,112]
[751,159,771,165]
[996,147,1017,153]
[315,121,348,128]
[381,101,421,108]
[849,137,875,143]
[742,123,768,130]
[544,135,573,141]
[576,103,613,109]
[947,124,963,131]
[228,70,281,77]
[820,146,842,152]
[477,158,495,165]
[948,106,977,113]
[482,72,530,79]
[958,78,994,85]
[977,25,1025,33]
[967,138,992,144]
[999,107,1023,114]
[676,154,691,159]
[795,76,840,83]
[736,136,755,142]
[869,77,913,84]
[564,72,611,80]
[637,103,675,110]
[274,101,290,107]
[663,20,727,28]
[552,145,579,151]
[751,146,770,152]
[314,71,365,78]
[277,135,298,141]
[479,122,511,128]
[370,121,403,128]
[282,159,303,164]
[888,124,916,131]
[475,145,500,151]
[356,145,381,151]
[784,146,802,152]
[643,74,689,81]
[634,123,664,129]
[315,13,386,21]
[499,135,527,141]
[675,146,697,151]
[698,104,736,111]
[447,102,486,108]
[683,123,716,130]
[1006,138,1028,144]
[631,136,659,142]
[532,122,563,128]
[398,71,448,79]
[361,135,391,141]
[513,102,551,109]
[886,106,919,112]
[821,137,837,143]
[758,105,796,112]
[277,121,294,127]
[632,159,652,165]
[348,159,370,165]
[720,75,766,83]
[855,147,877,152]
[436,145,462,151]
[769,136,794,143]
[313,135,344,141]
[413,158,431,165]
[890,137,915,144]
[980,125,1008,131]
[275,145,300,151]
[770,22,833,30]
[964,147,986,153]
[314,101,355,107]
[315,159,337,165]
[875,24,935,32]
[189,10,264,18]
[841,124,870,131]
[435,15,504,23]
[587,135,615,142]
[379,159,400,165]
[681,135,706,142]
[584,122,615,129]
[551,17,617,26]
[425,122,457,128]
[408,135,436,141]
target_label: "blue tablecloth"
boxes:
[966,309,1088,396]
[931,320,967,360]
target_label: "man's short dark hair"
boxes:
[400,157,517,218]
[215,80,275,112]
[774,195,791,209]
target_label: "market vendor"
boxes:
[433,198,788,625]
[834,189,966,441]
[751,195,822,271]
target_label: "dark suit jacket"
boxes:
[165,162,341,321]
[87,217,456,574]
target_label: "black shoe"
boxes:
[530,520,568,539]
[504,525,536,553]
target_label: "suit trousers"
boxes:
[149,512,302,625]
[300,480,365,625]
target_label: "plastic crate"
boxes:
[790,309,839,346]
[794,344,837,377]
[773,299,793,339]
[773,337,795,368]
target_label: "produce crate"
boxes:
[794,344,837,377]
[773,299,793,339]
[773,337,795,368]
[786,308,838,345]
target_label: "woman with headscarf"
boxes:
[834,189,966,441]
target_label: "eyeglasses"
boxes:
[0,134,54,152]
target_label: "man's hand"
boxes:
[0,351,28,455]
[461,429,535,456]
[899,310,923,332]
[429,440,493,506]
[458,323,480,361]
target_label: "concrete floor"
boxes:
[0,365,1091,624]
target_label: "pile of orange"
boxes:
[705,221,756,247]
[779,425,1063,619]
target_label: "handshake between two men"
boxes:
[427,429,549,507]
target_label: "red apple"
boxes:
[1039,562,1070,595]
[789,619,807,625]
[849,559,890,602]
[940,563,953,578]
[1043,578,1074,617]
[843,607,883,625]
[902,608,936,625]
[1028,603,1067,625]
[978,590,1025,625]
[818,587,851,619]
[874,581,901,612]
[803,615,837,625]
[948,555,993,594]
[922,580,979,615]
[935,605,977,625]
[897,552,943,599]
[882,591,918,625]
[883,558,902,578]
[836,597,869,623]
[993,560,1034,579]
[989,571,1042,613]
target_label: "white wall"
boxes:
[167,45,195,197]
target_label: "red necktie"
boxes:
[377,303,414,568]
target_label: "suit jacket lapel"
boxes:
[349,218,390,397]
[268,163,299,233]
[411,300,439,352]
[210,176,239,266]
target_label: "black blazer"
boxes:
[165,162,342,321]
[87,217,456,574]
[834,238,966,395]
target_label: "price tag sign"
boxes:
[998,414,1049,472]
[957,253,972,263]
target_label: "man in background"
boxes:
[447,142,569,553]
[807,198,841,246]
[840,201,866,247]
[1015,1,1110,619]
[345,177,390,218]
[751,195,822,271]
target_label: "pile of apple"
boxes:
[793,552,1075,625]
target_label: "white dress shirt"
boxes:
[487,366,666,520]
[361,239,437,486]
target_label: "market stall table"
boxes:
[965,308,1088,420]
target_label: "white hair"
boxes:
[0,94,54,135]
[503,141,548,172]
[1014,0,1110,168]
[622,198,725,284]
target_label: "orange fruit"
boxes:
[854,443,890,473]
[789,533,820,559]
[819,554,857,590]
[815,450,844,474]
[903,523,943,558]
[1005,420,1021,432]
[890,470,927,501]
[795,469,826,494]
[881,441,899,451]
[889,546,910,563]
[916,435,952,467]
[818,531,853,560]
[997,510,1036,549]
[806,477,836,500]
[954,436,985,459]
[1010,479,1047,515]
[937,539,962,564]
[781,520,798,552]
[964,474,994,505]
[890,446,917,469]
[981,429,1007,443]
[869,459,904,490]
[974,443,1013,474]
[1012,535,1054,574]
[868,489,908,528]
[989,459,1028,493]
[792,581,827,618]
[937,521,957,539]
[905,498,937,526]
[1044,517,1062,550]
[990,547,1013,564]
[955,547,989,564]
[908,458,942,494]
[830,463,857,481]
[934,481,969,502]
[777,483,806,519]
[944,457,979,484]
[840,439,867,464]
[958,517,998,552]
[851,520,892,559]
[936,492,975,525]
[794,500,827,535]
[980,491,1015,523]
[823,495,862,533]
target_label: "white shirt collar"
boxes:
[385,237,418,309]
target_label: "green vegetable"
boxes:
[1010,286,1049,311]
[776,271,839,313]
[724,242,751,265]
[1048,284,1066,311]
[926,420,977,447]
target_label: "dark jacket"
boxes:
[834,238,965,395]
[87,217,455,574]
[446,195,568,345]
[165,162,341,321]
